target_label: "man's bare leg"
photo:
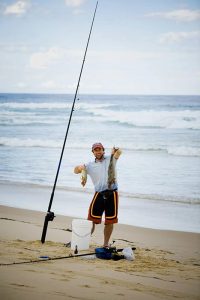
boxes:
[103,224,113,247]
[91,222,95,235]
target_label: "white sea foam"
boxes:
[0,114,104,125]
[122,144,200,157]
[0,137,62,148]
[0,102,115,125]
[0,102,69,109]
[86,108,200,130]
[0,115,64,125]
[0,101,113,110]
[123,145,200,157]
[118,190,200,205]
[167,146,200,157]
[1,101,200,129]
[1,137,200,157]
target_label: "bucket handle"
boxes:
[72,227,91,238]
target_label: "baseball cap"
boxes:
[92,143,104,151]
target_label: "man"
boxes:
[74,143,122,248]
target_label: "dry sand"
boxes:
[0,204,200,300]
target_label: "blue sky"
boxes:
[0,0,200,94]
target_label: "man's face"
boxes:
[92,147,104,160]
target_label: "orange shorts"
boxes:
[88,190,118,224]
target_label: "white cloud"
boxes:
[88,50,162,62]
[65,0,86,8]
[0,43,29,53]
[3,0,30,16]
[67,82,102,91]
[147,9,200,22]
[41,80,66,90]
[81,83,103,91]
[30,47,67,69]
[30,47,162,70]
[16,82,27,88]
[160,31,200,43]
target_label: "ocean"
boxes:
[0,93,200,232]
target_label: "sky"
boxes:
[0,0,200,95]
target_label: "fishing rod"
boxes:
[41,1,99,244]
[0,247,136,266]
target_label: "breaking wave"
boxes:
[1,104,200,130]
[0,101,114,110]
[86,108,200,130]
[0,137,199,157]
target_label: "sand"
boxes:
[0,200,200,299]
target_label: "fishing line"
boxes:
[0,247,136,266]
[41,1,99,244]
[0,253,95,266]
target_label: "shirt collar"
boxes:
[95,156,105,163]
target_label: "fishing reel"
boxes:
[41,211,55,243]
[46,211,55,221]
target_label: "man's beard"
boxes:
[95,153,104,161]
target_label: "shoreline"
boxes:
[0,205,200,300]
[1,204,200,245]
[0,180,200,234]
[1,179,199,204]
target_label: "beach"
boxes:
[0,93,200,299]
[1,187,200,300]
[1,0,200,296]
